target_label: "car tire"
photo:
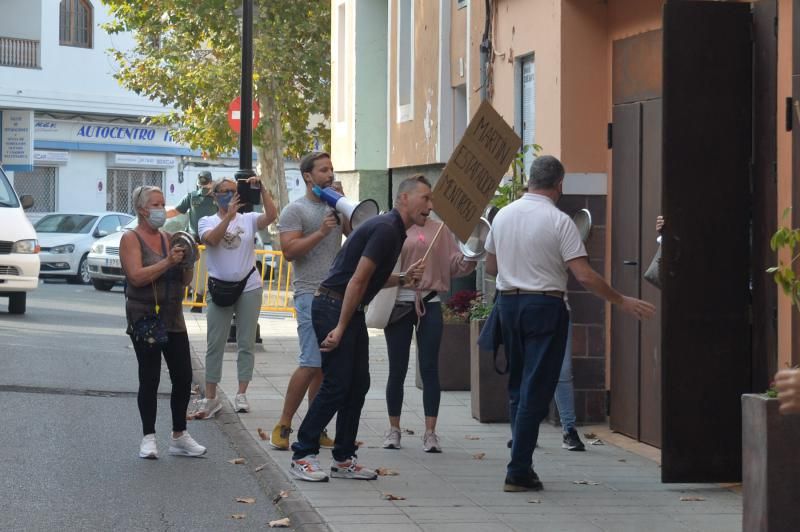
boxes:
[8,292,26,314]
[68,255,91,285]
[91,279,115,291]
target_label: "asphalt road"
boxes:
[0,281,287,531]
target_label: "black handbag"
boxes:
[131,313,169,346]
[207,266,256,307]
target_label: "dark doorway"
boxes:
[661,0,752,483]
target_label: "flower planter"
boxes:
[469,319,509,422]
[742,393,800,532]
[415,321,470,391]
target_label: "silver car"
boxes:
[87,212,189,291]
[35,212,133,284]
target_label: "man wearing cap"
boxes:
[168,171,218,312]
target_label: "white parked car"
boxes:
[0,166,40,314]
[87,212,275,291]
[87,211,188,291]
[35,212,133,285]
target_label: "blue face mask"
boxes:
[146,208,166,229]
[216,191,233,209]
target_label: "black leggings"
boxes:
[131,331,193,435]
[384,301,443,418]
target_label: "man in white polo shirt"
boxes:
[485,155,655,493]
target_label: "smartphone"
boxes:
[237,178,261,206]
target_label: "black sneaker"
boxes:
[562,428,586,451]
[503,468,544,492]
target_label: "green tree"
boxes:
[101,0,330,209]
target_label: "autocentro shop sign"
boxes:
[35,119,181,148]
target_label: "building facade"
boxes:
[332,0,798,482]
[0,0,245,216]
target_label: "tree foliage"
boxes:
[101,0,330,207]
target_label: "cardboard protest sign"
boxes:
[432,100,521,242]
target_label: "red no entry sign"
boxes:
[227,96,260,134]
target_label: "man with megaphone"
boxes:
[288,175,430,483]
[270,152,351,452]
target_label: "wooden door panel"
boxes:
[661,0,752,483]
[640,98,662,448]
[610,102,642,439]
[752,0,778,390]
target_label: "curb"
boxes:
[188,345,331,532]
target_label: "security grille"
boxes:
[107,169,163,214]
[13,166,56,213]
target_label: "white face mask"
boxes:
[146,207,167,229]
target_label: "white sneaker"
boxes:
[382,427,401,449]
[330,456,378,480]
[139,434,158,459]
[423,431,442,453]
[234,393,250,413]
[197,397,222,419]
[290,454,329,482]
[169,432,207,457]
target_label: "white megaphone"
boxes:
[312,185,379,229]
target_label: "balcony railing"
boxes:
[0,36,40,68]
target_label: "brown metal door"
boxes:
[639,99,662,447]
[610,102,642,440]
[661,1,752,483]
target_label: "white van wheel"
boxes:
[8,293,26,314]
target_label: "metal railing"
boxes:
[0,36,40,68]
[182,246,295,317]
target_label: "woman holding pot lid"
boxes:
[195,177,277,419]
[120,185,206,459]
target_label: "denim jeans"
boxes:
[291,294,370,462]
[499,293,569,478]
[294,293,322,368]
[384,301,443,418]
[553,320,576,432]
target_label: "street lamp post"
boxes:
[235,0,256,186]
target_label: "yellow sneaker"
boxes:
[269,423,292,450]
[319,428,334,449]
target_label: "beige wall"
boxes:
[777,0,793,369]
[388,0,441,168]
[450,1,467,88]
[561,1,609,173]
[488,0,562,156]
[331,0,356,171]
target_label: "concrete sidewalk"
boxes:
[186,312,742,532]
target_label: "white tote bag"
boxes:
[365,259,401,329]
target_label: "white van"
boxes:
[0,166,40,314]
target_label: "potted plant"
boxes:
[740,223,800,531]
[415,289,480,391]
[468,299,509,422]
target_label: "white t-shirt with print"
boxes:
[485,193,587,292]
[198,212,262,293]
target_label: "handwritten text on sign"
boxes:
[433,101,521,242]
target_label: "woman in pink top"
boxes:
[382,217,476,452]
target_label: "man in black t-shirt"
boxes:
[289,175,431,482]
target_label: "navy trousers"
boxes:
[498,293,569,477]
